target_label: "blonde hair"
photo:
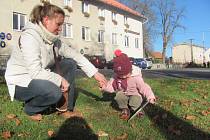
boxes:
[30,3,65,24]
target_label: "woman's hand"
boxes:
[61,78,70,93]
[94,72,107,88]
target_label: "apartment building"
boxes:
[204,48,210,63]
[0,0,146,61]
[172,43,205,64]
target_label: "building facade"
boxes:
[172,43,205,64]
[204,48,210,63]
[0,0,146,61]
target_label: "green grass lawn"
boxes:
[0,76,210,140]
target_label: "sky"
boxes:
[154,0,210,57]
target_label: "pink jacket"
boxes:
[102,65,155,101]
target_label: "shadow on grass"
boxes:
[50,116,98,140]
[0,75,6,84]
[145,104,210,140]
[76,88,209,139]
[76,88,101,101]
[77,88,119,111]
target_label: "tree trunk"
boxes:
[162,42,167,64]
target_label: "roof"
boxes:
[151,52,162,59]
[98,0,147,20]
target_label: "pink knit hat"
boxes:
[114,49,122,57]
[113,53,132,77]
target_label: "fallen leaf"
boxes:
[180,100,191,107]
[17,133,24,137]
[116,133,128,140]
[193,98,200,102]
[202,95,207,99]
[47,130,55,137]
[97,130,108,137]
[2,131,12,139]
[6,114,16,119]
[201,110,210,116]
[17,132,30,137]
[15,118,21,126]
[208,108,210,111]
[184,115,196,120]
[201,102,209,106]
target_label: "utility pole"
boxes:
[202,32,205,64]
[189,39,194,63]
[202,32,205,48]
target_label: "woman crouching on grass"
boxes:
[101,50,156,120]
[5,3,107,121]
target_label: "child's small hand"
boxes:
[99,82,106,91]
[148,98,156,104]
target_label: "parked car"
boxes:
[130,57,147,69]
[145,58,153,69]
[106,59,114,69]
[84,55,106,69]
[106,57,135,69]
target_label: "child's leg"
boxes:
[129,95,143,111]
[114,91,129,109]
[115,91,130,120]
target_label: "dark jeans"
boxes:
[14,58,77,115]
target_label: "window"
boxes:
[124,16,128,24]
[135,38,139,48]
[124,35,129,47]
[64,0,72,7]
[13,12,26,31]
[82,1,89,13]
[62,23,73,38]
[82,26,90,41]
[112,12,117,21]
[112,33,117,45]
[98,30,104,43]
[98,8,105,18]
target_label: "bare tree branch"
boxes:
[155,0,185,63]
[118,0,158,57]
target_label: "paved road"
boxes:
[1,68,210,80]
[142,69,210,80]
[76,68,210,80]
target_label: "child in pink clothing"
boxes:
[101,50,156,120]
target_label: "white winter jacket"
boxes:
[5,22,98,101]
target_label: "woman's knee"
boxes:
[29,79,62,99]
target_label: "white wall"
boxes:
[172,44,205,64]
[104,10,143,61]
[0,0,144,62]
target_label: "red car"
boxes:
[84,55,106,69]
